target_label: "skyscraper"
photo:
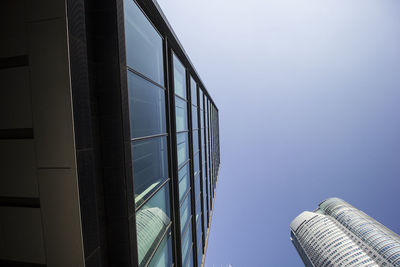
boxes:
[290,198,400,267]
[0,0,220,266]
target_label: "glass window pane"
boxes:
[199,89,203,109]
[190,77,197,106]
[186,249,194,267]
[132,137,168,207]
[203,177,208,230]
[173,55,186,99]
[195,173,201,204]
[191,106,198,131]
[128,72,166,138]
[177,133,189,168]
[175,97,188,132]
[200,108,204,129]
[178,164,190,203]
[193,152,200,175]
[197,240,202,267]
[195,189,201,222]
[124,0,163,85]
[181,222,192,265]
[192,130,199,154]
[148,231,173,267]
[180,194,191,234]
[136,183,171,265]
[196,215,202,247]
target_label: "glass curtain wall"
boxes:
[124,2,220,265]
[172,54,195,266]
[199,90,209,235]
[124,1,173,266]
[190,77,203,267]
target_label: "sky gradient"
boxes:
[157,0,400,266]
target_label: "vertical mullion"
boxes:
[187,73,198,267]
[203,94,209,229]
[167,46,183,267]
[197,85,205,257]
[195,86,205,257]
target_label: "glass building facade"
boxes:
[290,198,400,267]
[124,1,220,266]
[0,0,219,266]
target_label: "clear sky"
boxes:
[156,0,400,266]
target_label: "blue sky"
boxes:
[157,0,400,266]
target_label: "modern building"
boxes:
[290,198,400,267]
[0,0,220,266]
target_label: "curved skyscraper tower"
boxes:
[290,198,400,267]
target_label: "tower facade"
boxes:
[0,0,220,266]
[290,198,400,267]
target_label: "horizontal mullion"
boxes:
[178,159,190,171]
[179,187,191,208]
[175,94,188,103]
[131,133,168,142]
[176,130,189,134]
[127,66,165,90]
[135,178,170,212]
[181,214,193,238]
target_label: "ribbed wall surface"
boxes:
[291,211,379,267]
[319,198,400,266]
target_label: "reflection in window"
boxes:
[136,184,171,266]
[176,133,189,168]
[178,164,190,203]
[147,232,173,267]
[128,72,166,138]
[132,137,168,207]
[173,55,186,99]
[175,97,188,132]
[124,0,164,85]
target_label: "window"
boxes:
[175,97,188,132]
[192,130,199,154]
[176,133,189,168]
[128,72,166,138]
[190,77,197,106]
[192,106,198,131]
[180,194,192,234]
[136,184,171,266]
[132,136,168,207]
[181,222,193,265]
[173,56,186,98]
[178,164,190,203]
[147,232,173,267]
[124,0,164,85]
